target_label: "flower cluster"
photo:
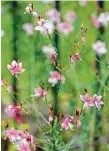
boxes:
[5,128,35,151]
[48,71,65,87]
[91,12,109,28]
[7,60,25,77]
[80,93,104,110]
[5,105,23,123]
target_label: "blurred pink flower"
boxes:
[22,23,34,36]
[92,40,107,56]
[42,45,57,58]
[91,13,109,28]
[79,0,88,6]
[5,128,21,142]
[17,142,30,151]
[48,114,54,122]
[65,11,77,23]
[90,14,101,28]
[80,93,94,109]
[48,71,65,86]
[31,87,47,100]
[61,115,74,130]
[7,60,25,77]
[75,119,81,127]
[5,128,35,150]
[5,104,23,123]
[71,53,80,64]
[57,22,73,35]
[46,8,60,23]
[35,19,54,36]
[92,94,104,110]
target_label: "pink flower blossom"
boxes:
[7,60,25,77]
[17,142,30,151]
[42,45,57,58]
[61,115,74,130]
[57,22,73,35]
[90,14,101,28]
[90,13,109,28]
[92,94,104,110]
[80,93,94,109]
[5,105,23,123]
[5,128,21,142]
[35,19,54,36]
[65,11,77,23]
[92,41,107,56]
[5,128,35,150]
[48,71,65,86]
[71,53,80,64]
[22,23,34,36]
[46,8,60,23]
[31,87,47,100]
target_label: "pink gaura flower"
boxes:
[42,45,57,59]
[90,14,101,28]
[7,60,25,77]
[48,71,65,87]
[35,19,54,36]
[5,128,22,142]
[92,40,107,56]
[22,23,34,36]
[65,11,77,23]
[71,53,80,64]
[17,142,30,151]
[92,94,104,110]
[5,105,23,123]
[31,87,48,100]
[57,22,73,35]
[46,8,60,23]
[61,115,74,130]
[5,128,35,150]
[80,93,94,109]
[80,93,104,110]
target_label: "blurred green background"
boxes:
[1,1,109,151]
